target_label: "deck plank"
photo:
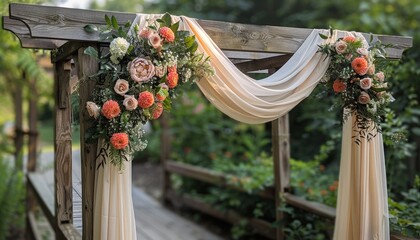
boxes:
[34,151,223,240]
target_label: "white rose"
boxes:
[86,101,100,119]
[114,79,129,96]
[123,95,138,111]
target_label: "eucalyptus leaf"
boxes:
[84,46,98,59]
[84,24,98,33]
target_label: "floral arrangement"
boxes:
[83,14,214,169]
[318,31,394,142]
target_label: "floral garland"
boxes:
[318,31,394,142]
[83,14,214,169]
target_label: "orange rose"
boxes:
[159,27,175,42]
[110,133,129,150]
[332,80,346,93]
[166,71,179,89]
[351,57,369,75]
[343,36,356,43]
[138,91,154,109]
[101,100,121,119]
[152,102,164,119]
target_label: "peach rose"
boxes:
[375,71,385,82]
[138,28,152,39]
[367,64,375,75]
[114,79,129,96]
[86,101,100,119]
[334,40,347,54]
[128,58,155,83]
[359,77,372,90]
[358,91,371,104]
[148,33,162,49]
[123,95,138,111]
[357,48,369,57]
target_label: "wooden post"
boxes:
[76,46,99,240]
[26,76,38,240]
[272,115,291,240]
[54,59,74,237]
[12,72,25,170]
[160,114,171,205]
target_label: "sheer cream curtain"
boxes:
[92,14,390,240]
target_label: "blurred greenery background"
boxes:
[1,0,419,239]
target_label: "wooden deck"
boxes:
[31,151,223,240]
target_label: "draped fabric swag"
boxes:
[92,14,390,240]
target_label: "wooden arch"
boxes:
[3,3,413,240]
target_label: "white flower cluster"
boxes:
[109,37,130,64]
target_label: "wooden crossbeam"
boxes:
[4,3,412,59]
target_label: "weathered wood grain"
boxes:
[27,173,55,225]
[7,3,412,59]
[235,54,292,72]
[75,46,99,240]
[272,115,291,240]
[2,16,66,49]
[54,59,74,229]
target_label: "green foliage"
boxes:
[0,127,25,239]
[389,176,420,238]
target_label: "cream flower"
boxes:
[86,101,100,119]
[123,95,138,111]
[155,64,167,78]
[128,58,155,83]
[114,79,129,96]
[109,37,130,60]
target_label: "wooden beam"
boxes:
[235,54,292,72]
[6,3,412,58]
[2,16,66,49]
[27,173,55,226]
[75,45,99,240]
[54,59,74,229]
[52,41,90,63]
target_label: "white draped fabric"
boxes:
[92,14,390,240]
